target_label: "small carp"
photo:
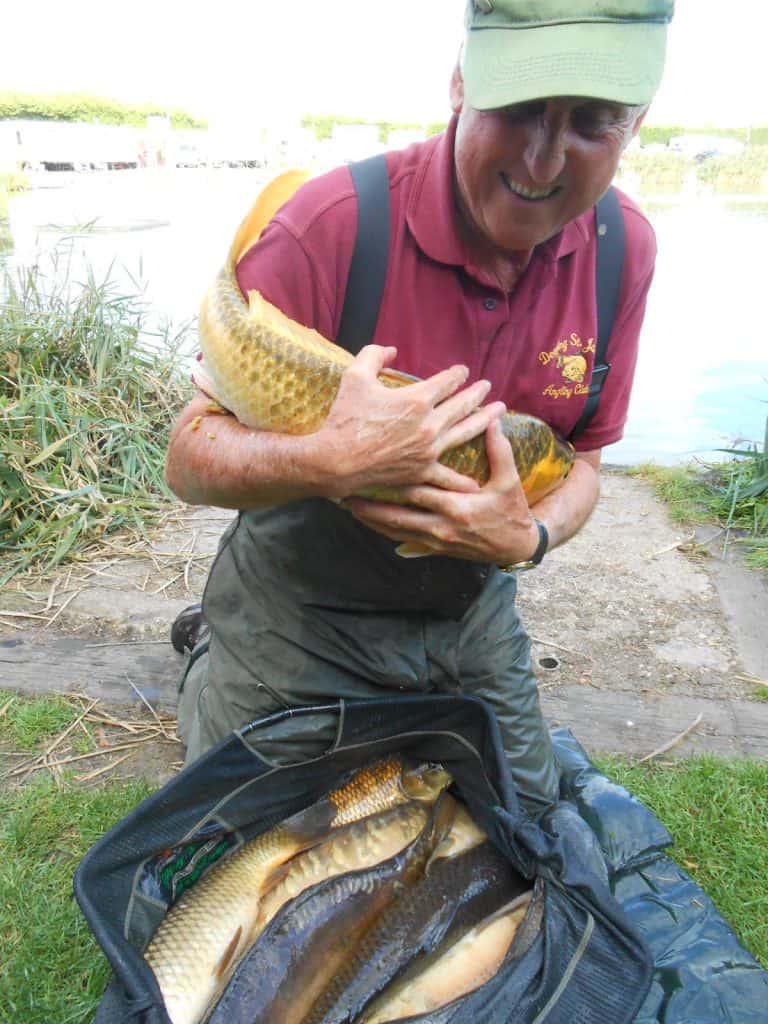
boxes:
[195,171,575,517]
[330,758,452,826]
[255,793,448,935]
[209,794,456,1024]
[307,840,528,1024]
[144,757,449,1024]
[362,892,533,1023]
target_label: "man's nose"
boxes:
[523,118,567,185]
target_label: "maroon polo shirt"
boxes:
[235,117,656,451]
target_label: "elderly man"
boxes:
[165,0,674,815]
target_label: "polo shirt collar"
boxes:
[407,115,591,273]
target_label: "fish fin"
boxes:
[260,858,292,896]
[378,366,419,388]
[395,543,434,558]
[214,924,243,983]
[270,796,337,871]
[229,169,312,267]
[191,359,228,409]
[429,792,458,849]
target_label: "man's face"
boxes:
[450,70,645,257]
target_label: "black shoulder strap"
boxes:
[568,185,626,443]
[336,154,391,354]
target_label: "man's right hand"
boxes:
[313,344,506,499]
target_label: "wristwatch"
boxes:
[499,520,549,573]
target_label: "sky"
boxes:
[3,0,766,129]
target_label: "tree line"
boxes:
[0,92,207,131]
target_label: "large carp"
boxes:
[208,794,456,1024]
[194,170,575,510]
[144,758,450,1024]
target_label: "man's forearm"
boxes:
[165,395,327,509]
[531,451,602,551]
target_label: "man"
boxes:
[165,0,674,815]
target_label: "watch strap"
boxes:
[529,520,549,565]
[499,520,549,573]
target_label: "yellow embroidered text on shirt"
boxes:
[539,333,596,397]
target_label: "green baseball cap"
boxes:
[462,0,674,109]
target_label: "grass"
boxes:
[0,249,194,583]
[598,756,768,968]
[0,708,765,1024]
[0,774,155,1024]
[629,419,768,571]
[0,692,88,750]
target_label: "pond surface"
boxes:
[4,169,767,466]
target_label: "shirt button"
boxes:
[483,297,497,311]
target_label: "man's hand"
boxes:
[341,417,538,562]
[343,418,602,564]
[313,344,507,499]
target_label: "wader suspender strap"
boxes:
[568,186,626,442]
[337,157,625,440]
[336,154,391,353]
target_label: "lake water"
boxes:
[4,169,767,466]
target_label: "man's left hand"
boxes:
[341,417,542,564]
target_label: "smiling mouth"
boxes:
[500,174,560,201]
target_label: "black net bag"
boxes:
[74,694,653,1023]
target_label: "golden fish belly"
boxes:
[197,284,575,504]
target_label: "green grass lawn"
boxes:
[0,775,155,1023]
[1,699,766,1022]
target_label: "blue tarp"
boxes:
[554,728,768,1023]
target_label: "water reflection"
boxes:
[607,195,767,465]
[4,170,767,465]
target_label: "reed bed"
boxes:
[0,250,193,584]
[630,415,768,572]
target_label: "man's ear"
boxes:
[449,62,465,114]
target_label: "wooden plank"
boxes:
[3,628,768,758]
[540,688,768,759]
[0,630,183,709]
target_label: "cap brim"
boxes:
[462,21,667,109]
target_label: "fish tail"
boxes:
[395,543,435,559]
[229,168,311,267]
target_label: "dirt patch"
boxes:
[519,471,766,702]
